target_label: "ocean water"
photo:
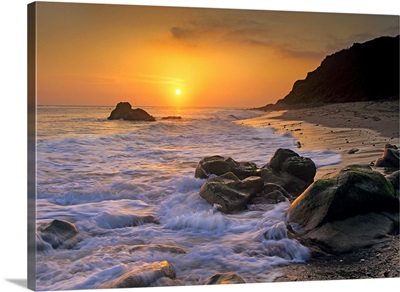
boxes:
[35,105,341,290]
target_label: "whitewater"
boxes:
[35,105,341,290]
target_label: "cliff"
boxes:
[259,35,399,110]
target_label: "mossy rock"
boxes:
[195,156,259,179]
[287,165,398,232]
[199,172,264,214]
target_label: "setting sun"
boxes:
[175,89,181,95]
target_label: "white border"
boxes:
[1,1,399,292]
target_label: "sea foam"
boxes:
[35,106,341,290]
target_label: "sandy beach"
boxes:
[244,100,400,282]
[245,100,399,179]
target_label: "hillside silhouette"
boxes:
[259,35,399,110]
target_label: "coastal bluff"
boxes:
[259,35,399,110]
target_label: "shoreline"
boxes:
[243,100,399,178]
[242,100,399,282]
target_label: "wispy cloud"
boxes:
[169,15,324,59]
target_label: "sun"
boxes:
[175,89,181,95]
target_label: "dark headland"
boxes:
[258,35,399,111]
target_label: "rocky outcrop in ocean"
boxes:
[108,102,156,121]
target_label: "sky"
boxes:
[34,2,399,108]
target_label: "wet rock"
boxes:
[128,244,186,254]
[249,183,290,205]
[161,116,182,120]
[199,172,264,214]
[37,219,80,249]
[108,102,155,121]
[348,148,359,154]
[100,261,176,288]
[195,155,259,180]
[304,213,398,253]
[205,272,246,285]
[260,166,310,198]
[287,165,399,253]
[375,144,399,168]
[386,170,399,198]
[268,148,316,184]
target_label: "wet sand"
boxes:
[243,100,399,283]
[244,100,399,178]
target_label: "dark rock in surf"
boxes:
[99,260,176,288]
[195,155,259,180]
[205,272,246,285]
[199,172,264,214]
[260,148,316,197]
[249,183,290,206]
[127,244,186,254]
[108,102,155,121]
[161,116,182,120]
[268,148,316,184]
[37,219,80,249]
[375,144,399,168]
[286,165,399,253]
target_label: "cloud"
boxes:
[168,15,323,59]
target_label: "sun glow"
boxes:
[175,89,181,95]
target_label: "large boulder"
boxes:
[100,261,176,288]
[37,219,80,249]
[108,102,156,121]
[199,172,264,214]
[286,165,399,253]
[375,144,400,168]
[205,272,246,285]
[195,156,259,180]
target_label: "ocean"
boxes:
[35,105,341,290]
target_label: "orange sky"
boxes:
[35,2,399,107]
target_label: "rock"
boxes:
[195,155,259,180]
[108,102,156,121]
[304,213,398,253]
[288,165,397,231]
[199,172,264,214]
[128,244,186,254]
[161,116,182,120]
[249,183,290,206]
[260,166,311,198]
[205,272,246,285]
[268,148,316,184]
[386,170,399,198]
[100,261,176,288]
[37,219,80,249]
[375,144,400,168]
[348,148,359,154]
[149,277,184,287]
[286,165,399,253]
